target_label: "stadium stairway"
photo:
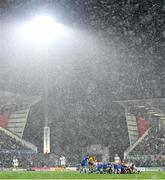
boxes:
[6,109,29,138]
[126,114,139,145]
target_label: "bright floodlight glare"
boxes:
[21,15,66,44]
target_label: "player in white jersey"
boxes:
[59,156,66,167]
[114,154,121,164]
[13,157,19,169]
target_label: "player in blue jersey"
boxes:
[95,162,108,174]
[80,156,88,173]
[107,162,114,174]
[114,163,123,174]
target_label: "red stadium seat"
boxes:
[136,116,149,137]
[0,112,8,128]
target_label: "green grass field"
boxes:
[0,171,164,179]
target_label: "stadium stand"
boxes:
[0,127,37,168]
[116,99,165,167]
[0,127,36,152]
[32,153,59,167]
[128,130,164,155]
[0,91,40,168]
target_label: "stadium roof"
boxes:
[0,90,41,107]
[115,98,165,117]
[115,98,165,107]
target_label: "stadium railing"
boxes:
[0,127,37,152]
[124,128,150,158]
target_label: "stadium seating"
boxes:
[0,112,8,128]
[0,128,29,151]
[0,127,37,152]
[117,99,165,167]
[0,127,37,168]
[136,116,149,137]
[0,91,40,168]
[129,129,164,155]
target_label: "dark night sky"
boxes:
[1,0,164,99]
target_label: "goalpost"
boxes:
[43,126,50,154]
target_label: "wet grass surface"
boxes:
[0,171,164,179]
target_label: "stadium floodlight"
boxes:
[21,15,66,44]
[20,14,68,154]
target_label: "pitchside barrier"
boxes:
[1,166,164,172]
[0,167,76,172]
[31,167,70,171]
[137,167,165,172]
[0,168,27,171]
[25,166,165,172]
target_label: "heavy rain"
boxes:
[0,0,165,175]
